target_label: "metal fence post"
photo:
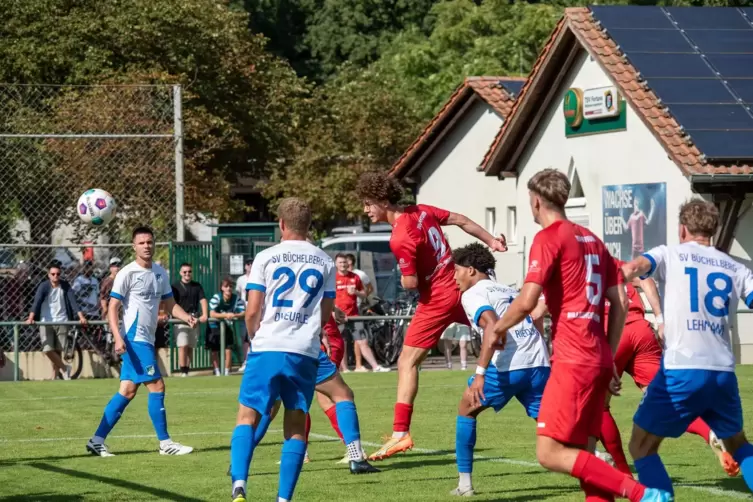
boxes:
[13,324,20,382]
[173,84,185,242]
[219,322,226,376]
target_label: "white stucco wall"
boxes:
[412,99,523,284]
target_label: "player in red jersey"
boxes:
[490,169,670,502]
[599,258,740,477]
[356,171,507,460]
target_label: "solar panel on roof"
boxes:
[607,29,693,53]
[591,6,674,30]
[690,131,753,159]
[686,30,753,54]
[590,5,753,160]
[649,79,737,104]
[501,80,524,96]
[626,53,715,79]
[666,7,751,30]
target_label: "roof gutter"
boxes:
[690,174,753,184]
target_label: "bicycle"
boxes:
[369,292,416,367]
[62,323,121,379]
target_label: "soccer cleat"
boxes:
[86,439,115,457]
[709,430,740,477]
[368,434,414,461]
[338,448,368,464]
[159,441,193,455]
[639,488,674,502]
[231,487,247,502]
[449,487,475,497]
[349,459,380,474]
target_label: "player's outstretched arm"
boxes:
[476,310,501,370]
[245,290,264,340]
[446,212,507,252]
[164,297,196,328]
[493,283,541,338]
[621,256,653,282]
[636,276,664,341]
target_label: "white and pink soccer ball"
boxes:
[77,188,117,226]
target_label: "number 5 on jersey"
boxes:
[271,267,324,308]
[585,254,602,306]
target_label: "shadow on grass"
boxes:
[0,495,86,502]
[27,462,204,502]
[674,476,751,497]
[482,484,580,501]
[0,444,232,466]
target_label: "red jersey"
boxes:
[525,220,620,368]
[335,271,362,316]
[323,316,341,339]
[605,259,645,325]
[390,204,457,304]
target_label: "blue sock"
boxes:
[93,393,131,440]
[254,413,273,447]
[230,425,256,483]
[335,401,360,444]
[733,442,753,492]
[456,416,476,474]
[147,392,169,441]
[635,454,673,495]
[278,438,306,500]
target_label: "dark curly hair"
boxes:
[452,243,496,273]
[356,171,404,205]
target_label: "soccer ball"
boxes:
[77,189,117,226]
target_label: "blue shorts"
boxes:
[467,366,550,417]
[120,340,161,384]
[634,365,742,440]
[238,351,318,415]
[316,349,337,385]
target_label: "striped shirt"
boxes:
[208,292,245,327]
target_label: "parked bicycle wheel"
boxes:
[469,330,482,358]
[63,329,84,379]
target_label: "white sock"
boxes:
[277,498,289,502]
[92,435,105,444]
[347,440,364,461]
[233,480,246,492]
[459,472,473,490]
[159,439,172,448]
[392,431,407,439]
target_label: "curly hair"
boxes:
[452,243,496,273]
[356,171,404,204]
[679,198,719,238]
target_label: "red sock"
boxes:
[599,408,632,475]
[686,417,711,444]
[324,406,344,442]
[571,450,646,502]
[393,403,414,433]
[305,413,312,444]
[580,480,615,502]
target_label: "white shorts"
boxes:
[440,323,471,342]
[175,324,200,348]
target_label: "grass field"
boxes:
[1,367,752,501]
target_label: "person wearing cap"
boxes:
[100,257,122,319]
[73,260,100,320]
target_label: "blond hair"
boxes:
[527,169,570,209]
[277,197,312,235]
[679,199,719,238]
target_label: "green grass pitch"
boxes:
[1,368,751,501]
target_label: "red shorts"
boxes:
[536,362,613,446]
[614,320,662,388]
[326,335,344,368]
[404,290,468,349]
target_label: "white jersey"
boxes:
[642,241,753,372]
[110,261,173,345]
[461,279,550,372]
[246,240,336,359]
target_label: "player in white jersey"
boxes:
[87,226,198,457]
[623,199,753,496]
[229,198,336,502]
[450,243,551,497]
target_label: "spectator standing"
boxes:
[335,253,388,373]
[73,260,100,320]
[344,253,374,371]
[208,277,245,376]
[26,262,88,380]
[234,258,253,372]
[171,263,208,377]
[99,258,122,319]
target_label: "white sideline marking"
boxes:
[1,429,748,499]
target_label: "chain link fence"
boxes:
[0,84,181,351]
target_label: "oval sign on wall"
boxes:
[563,88,584,128]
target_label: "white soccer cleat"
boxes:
[86,439,115,457]
[337,448,368,464]
[372,365,391,373]
[159,441,193,455]
[449,487,475,497]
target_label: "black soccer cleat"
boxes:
[349,459,381,474]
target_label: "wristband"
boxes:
[655,314,664,324]
[475,366,487,376]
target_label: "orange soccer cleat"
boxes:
[368,434,414,461]
[709,431,740,477]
